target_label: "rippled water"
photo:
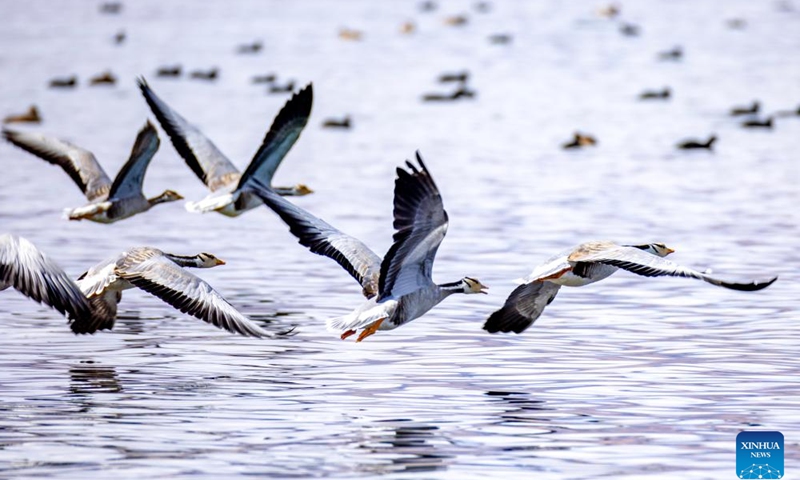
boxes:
[1,1,799,478]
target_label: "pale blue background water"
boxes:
[0,1,798,478]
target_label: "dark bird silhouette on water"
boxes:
[269,81,295,94]
[49,76,77,88]
[730,101,759,116]
[562,132,597,149]
[677,135,716,150]
[639,87,671,100]
[190,68,218,81]
[658,46,683,61]
[322,116,351,129]
[439,71,469,83]
[742,117,773,129]
[156,65,181,78]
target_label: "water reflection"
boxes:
[356,420,453,474]
[68,362,122,413]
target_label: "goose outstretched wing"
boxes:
[248,183,382,298]
[483,281,561,334]
[571,245,777,291]
[237,84,313,189]
[3,129,112,201]
[0,234,92,320]
[377,152,448,301]
[115,248,273,338]
[107,121,160,199]
[138,77,240,191]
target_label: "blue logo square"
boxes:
[737,431,784,479]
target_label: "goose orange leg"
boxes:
[340,329,357,340]
[356,318,385,343]
[539,267,571,281]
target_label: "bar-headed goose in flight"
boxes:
[138,78,313,217]
[1,234,92,323]
[3,122,182,223]
[249,152,488,342]
[484,241,777,334]
[70,247,275,338]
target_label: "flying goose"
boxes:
[3,122,183,223]
[562,132,597,149]
[249,152,488,342]
[70,247,275,338]
[484,241,777,334]
[138,78,313,216]
[1,234,92,322]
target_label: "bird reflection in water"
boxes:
[485,391,551,426]
[68,362,122,412]
[356,420,453,474]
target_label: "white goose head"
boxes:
[461,276,489,294]
[632,242,675,257]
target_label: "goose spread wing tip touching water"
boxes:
[484,241,777,334]
[71,247,275,338]
[0,234,92,321]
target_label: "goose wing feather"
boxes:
[571,245,777,291]
[3,129,112,201]
[0,234,92,320]
[248,183,382,298]
[237,84,313,189]
[115,248,273,338]
[137,78,240,191]
[483,281,561,334]
[108,121,160,199]
[377,152,448,301]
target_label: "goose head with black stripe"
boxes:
[248,151,487,342]
[3,121,182,223]
[137,78,314,217]
[483,240,776,335]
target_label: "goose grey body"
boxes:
[0,234,92,322]
[71,247,273,338]
[2,122,182,223]
[484,241,778,334]
[249,152,487,341]
[138,78,314,217]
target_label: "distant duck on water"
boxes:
[3,122,183,223]
[269,81,295,94]
[3,105,41,124]
[639,87,671,100]
[156,65,181,78]
[49,76,77,88]
[562,132,597,149]
[322,116,351,129]
[237,40,263,54]
[89,71,117,86]
[741,116,773,129]
[190,68,218,81]
[730,101,759,116]
[677,135,716,150]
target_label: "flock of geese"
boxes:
[1,2,783,343]
[1,80,778,341]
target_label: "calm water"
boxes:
[1,1,799,478]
